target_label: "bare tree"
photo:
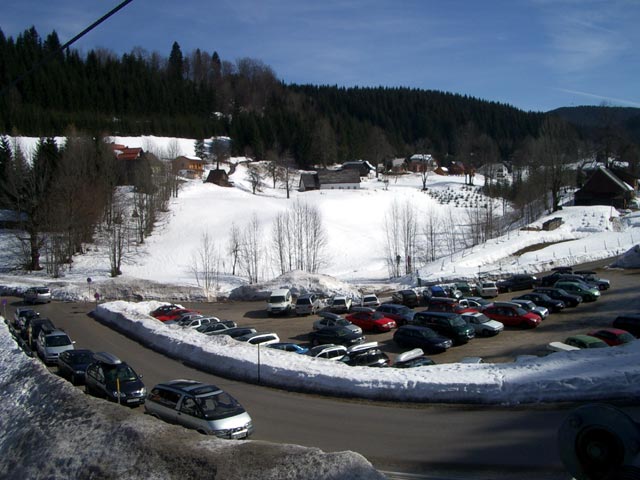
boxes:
[103,190,129,277]
[238,214,263,283]
[383,201,402,278]
[227,222,241,276]
[190,231,221,300]
[246,163,265,194]
[278,151,297,199]
[366,126,394,178]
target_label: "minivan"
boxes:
[410,311,476,344]
[267,288,293,316]
[145,379,253,439]
[554,280,600,302]
[85,352,146,407]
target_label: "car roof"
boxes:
[44,329,69,336]
[92,351,122,365]
[567,334,605,343]
[159,379,224,395]
[416,311,460,318]
[350,306,376,313]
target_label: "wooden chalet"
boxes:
[574,166,636,209]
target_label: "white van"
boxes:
[267,288,293,316]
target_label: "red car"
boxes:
[587,328,636,346]
[346,309,397,333]
[152,306,196,322]
[481,303,541,328]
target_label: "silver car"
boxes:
[144,379,253,439]
[36,329,75,364]
[24,286,51,304]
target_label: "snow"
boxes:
[1,135,640,407]
[0,320,382,480]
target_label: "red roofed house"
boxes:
[108,143,159,189]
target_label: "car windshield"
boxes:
[297,298,311,305]
[482,283,495,288]
[418,329,437,338]
[515,307,528,316]
[333,299,346,306]
[618,332,635,343]
[469,314,490,324]
[449,316,466,327]
[196,391,245,420]
[270,296,286,303]
[45,335,71,347]
[105,365,138,383]
[363,296,377,302]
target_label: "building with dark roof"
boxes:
[574,166,636,209]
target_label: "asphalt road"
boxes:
[3,262,640,479]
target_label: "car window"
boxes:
[179,397,202,417]
[149,388,181,408]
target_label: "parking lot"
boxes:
[174,264,640,365]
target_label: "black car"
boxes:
[391,289,419,308]
[85,352,146,407]
[496,274,539,293]
[409,311,475,345]
[540,272,604,290]
[574,270,611,290]
[339,343,390,367]
[613,314,640,338]
[533,287,582,308]
[393,325,453,354]
[57,349,95,385]
[308,326,365,347]
[208,326,257,338]
[513,293,565,313]
[375,304,416,326]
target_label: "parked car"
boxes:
[393,325,453,354]
[12,307,39,331]
[481,302,541,328]
[392,348,436,368]
[542,272,606,291]
[313,311,362,334]
[144,379,253,439]
[359,294,381,308]
[150,304,184,318]
[153,308,195,322]
[85,352,146,406]
[307,344,348,360]
[57,349,94,385]
[425,297,465,313]
[198,322,232,335]
[171,311,205,325]
[338,342,390,367]
[268,342,309,354]
[375,304,416,326]
[36,328,75,365]
[460,312,504,337]
[513,292,565,313]
[209,327,257,339]
[428,285,449,298]
[574,270,611,290]
[476,281,499,298]
[533,287,583,307]
[179,315,219,329]
[23,286,52,304]
[308,325,365,347]
[391,289,420,308]
[496,274,539,293]
[267,288,294,316]
[613,314,640,338]
[554,280,600,302]
[295,294,322,316]
[458,297,491,309]
[236,332,280,346]
[345,308,397,333]
[510,298,549,319]
[327,295,352,313]
[25,317,56,350]
[564,335,609,349]
[587,328,635,346]
[454,281,476,296]
[409,311,475,345]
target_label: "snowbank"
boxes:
[94,301,640,404]
[610,244,640,268]
[0,319,383,480]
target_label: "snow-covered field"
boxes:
[2,135,640,406]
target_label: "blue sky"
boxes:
[3,0,639,112]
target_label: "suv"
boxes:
[410,311,475,344]
[295,294,321,315]
[533,287,582,307]
[145,379,253,439]
[36,329,74,365]
[496,274,539,293]
[328,295,352,313]
[23,286,51,304]
[393,325,453,354]
[85,352,146,407]
[476,281,499,298]
[267,288,293,316]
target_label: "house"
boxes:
[204,168,232,187]
[299,169,361,191]
[172,155,205,179]
[575,166,636,209]
[341,160,375,177]
[448,161,465,176]
[407,154,438,173]
[108,143,159,189]
[299,172,320,192]
[434,166,449,176]
[477,162,510,182]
